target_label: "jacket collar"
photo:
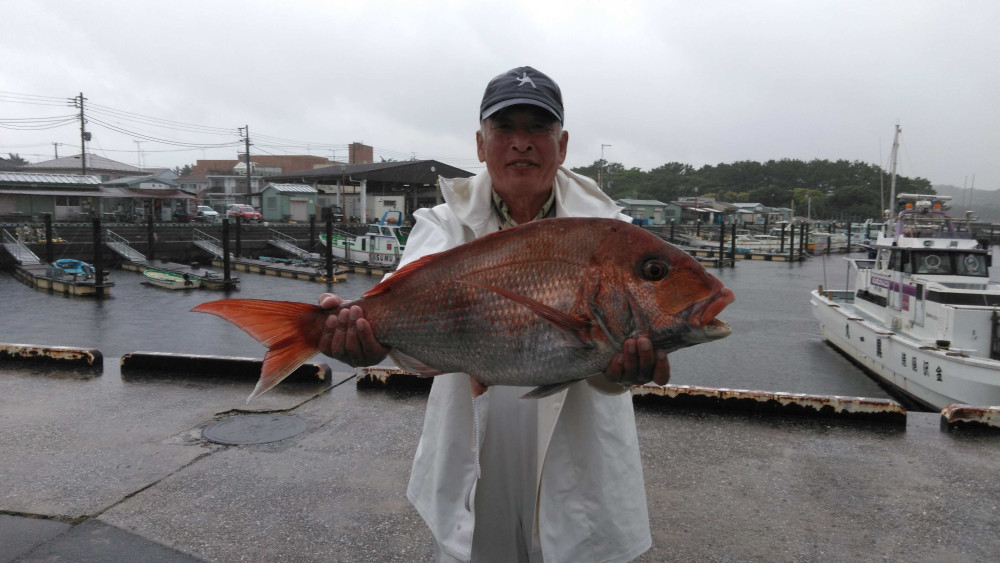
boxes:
[438,165,624,238]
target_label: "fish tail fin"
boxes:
[192,299,329,401]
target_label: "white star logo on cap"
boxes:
[515,72,536,88]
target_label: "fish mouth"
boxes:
[685,287,734,343]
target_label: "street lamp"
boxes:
[599,144,612,191]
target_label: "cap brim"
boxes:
[481,98,562,123]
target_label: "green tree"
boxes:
[6,153,29,167]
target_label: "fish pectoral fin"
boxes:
[520,381,576,399]
[457,280,595,347]
[389,349,446,377]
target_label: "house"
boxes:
[260,183,318,222]
[103,174,195,222]
[0,171,104,221]
[615,199,671,225]
[266,160,474,224]
[25,153,142,182]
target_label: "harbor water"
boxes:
[1,248,997,403]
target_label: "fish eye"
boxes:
[641,259,669,281]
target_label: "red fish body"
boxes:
[194,217,734,400]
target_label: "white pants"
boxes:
[435,385,543,563]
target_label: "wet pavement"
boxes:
[3,356,1000,562]
[3,251,1000,561]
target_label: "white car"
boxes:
[197,205,220,222]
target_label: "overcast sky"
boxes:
[2,0,997,191]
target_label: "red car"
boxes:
[227,204,262,222]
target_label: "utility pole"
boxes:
[52,142,60,159]
[599,144,611,191]
[133,140,144,170]
[240,125,252,204]
[74,92,90,175]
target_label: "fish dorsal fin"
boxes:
[362,253,439,299]
[458,280,594,346]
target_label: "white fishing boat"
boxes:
[811,187,999,409]
[143,269,201,290]
[318,210,408,268]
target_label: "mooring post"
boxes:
[730,223,736,267]
[43,213,53,264]
[309,214,316,249]
[325,218,333,282]
[717,221,725,268]
[92,217,105,298]
[222,218,232,289]
[846,221,852,253]
[669,221,675,243]
[147,214,155,262]
[788,224,795,261]
[235,216,242,258]
[799,223,807,257]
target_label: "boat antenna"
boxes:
[888,123,901,217]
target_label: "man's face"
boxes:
[476,106,568,198]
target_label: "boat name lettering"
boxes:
[876,339,882,358]
[901,352,906,367]
[923,361,929,376]
[936,366,943,382]
[912,356,917,372]
[871,277,892,289]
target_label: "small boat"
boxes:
[318,210,408,268]
[50,259,95,280]
[143,269,201,290]
[810,128,1000,410]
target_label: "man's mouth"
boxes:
[509,161,537,168]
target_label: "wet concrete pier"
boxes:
[3,350,1000,562]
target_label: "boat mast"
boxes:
[888,124,900,216]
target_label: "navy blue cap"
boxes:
[480,66,564,123]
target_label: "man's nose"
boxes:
[511,128,533,151]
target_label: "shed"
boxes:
[260,183,318,222]
[616,198,671,225]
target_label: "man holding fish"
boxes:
[317,67,683,562]
[196,65,732,561]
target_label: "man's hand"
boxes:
[603,336,670,387]
[317,293,390,367]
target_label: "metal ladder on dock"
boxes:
[268,229,313,259]
[193,229,234,260]
[105,229,146,263]
[1,229,42,265]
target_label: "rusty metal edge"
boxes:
[119,351,330,384]
[356,367,433,391]
[940,404,1000,432]
[0,342,103,368]
[632,384,907,424]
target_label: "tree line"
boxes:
[571,158,934,222]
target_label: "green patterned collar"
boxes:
[491,188,556,230]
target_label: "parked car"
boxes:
[320,205,345,223]
[227,204,262,222]
[196,205,219,222]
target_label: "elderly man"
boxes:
[318,66,665,562]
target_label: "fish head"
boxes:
[596,223,734,352]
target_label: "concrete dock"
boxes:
[2,352,1000,562]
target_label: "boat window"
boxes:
[914,252,952,275]
[956,253,988,277]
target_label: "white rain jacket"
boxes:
[403,166,652,562]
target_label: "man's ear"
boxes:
[476,129,486,163]
[557,130,568,165]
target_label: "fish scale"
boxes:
[193,217,735,400]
